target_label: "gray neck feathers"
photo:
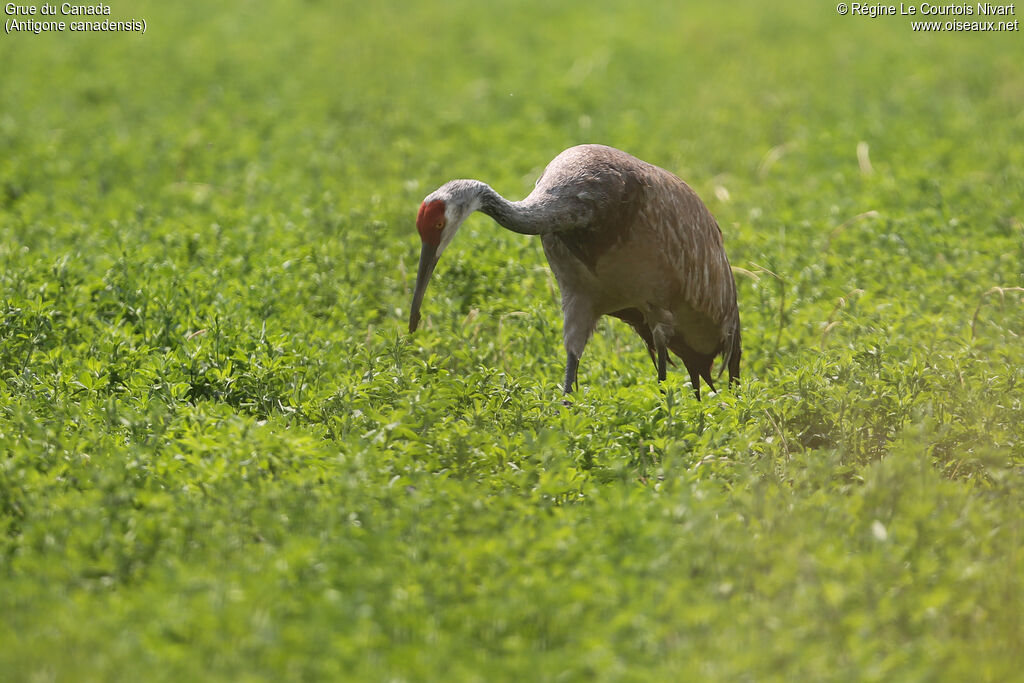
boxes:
[478,185,549,235]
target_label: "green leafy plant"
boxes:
[0,0,1021,680]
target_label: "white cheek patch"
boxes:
[438,225,457,256]
[435,192,482,259]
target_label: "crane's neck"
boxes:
[433,179,587,236]
[476,183,586,236]
[473,185,545,235]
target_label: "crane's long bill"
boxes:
[409,242,438,332]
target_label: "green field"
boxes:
[2,1,1023,680]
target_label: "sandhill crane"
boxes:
[408,144,741,399]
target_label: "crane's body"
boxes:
[409,144,741,398]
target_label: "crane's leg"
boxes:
[649,312,675,385]
[561,303,597,395]
[608,308,660,376]
[688,367,701,401]
[564,351,580,394]
[728,327,742,388]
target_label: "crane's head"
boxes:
[408,180,486,332]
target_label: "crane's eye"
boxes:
[435,220,446,230]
